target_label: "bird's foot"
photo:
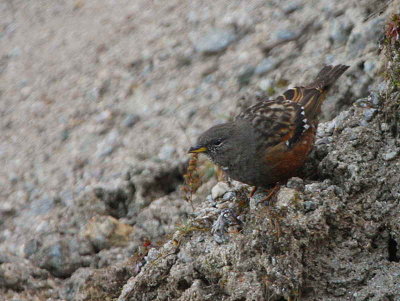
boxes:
[249,186,258,197]
[260,184,281,205]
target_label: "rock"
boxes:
[158,144,176,161]
[329,17,353,45]
[282,3,303,14]
[211,182,230,200]
[82,216,134,250]
[303,201,317,212]
[33,238,92,278]
[275,187,299,209]
[29,196,57,215]
[237,66,255,87]
[212,208,241,244]
[0,259,50,291]
[222,191,236,201]
[254,57,280,76]
[258,78,274,92]
[274,29,296,40]
[60,129,70,141]
[121,114,140,128]
[193,28,237,55]
[95,130,120,158]
[382,151,398,161]
[346,32,366,58]
[286,177,304,191]
[363,108,377,122]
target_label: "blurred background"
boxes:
[0,0,394,299]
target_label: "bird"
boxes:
[188,64,349,188]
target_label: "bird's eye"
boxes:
[213,139,223,146]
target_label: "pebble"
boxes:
[363,60,377,77]
[29,196,56,215]
[254,58,280,76]
[363,108,377,122]
[121,114,140,128]
[222,191,236,201]
[382,151,398,161]
[330,17,353,45]
[237,66,255,87]
[193,28,237,55]
[303,201,317,212]
[158,144,176,160]
[82,216,133,250]
[258,78,274,92]
[282,3,303,14]
[286,177,304,191]
[346,32,366,59]
[211,182,230,200]
[96,130,120,158]
[381,123,389,131]
[60,129,70,142]
[275,29,296,40]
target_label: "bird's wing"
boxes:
[237,65,349,150]
[237,100,310,150]
[275,65,349,120]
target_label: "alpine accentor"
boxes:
[189,64,349,187]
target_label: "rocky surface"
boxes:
[0,0,399,300]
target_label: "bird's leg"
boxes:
[249,186,258,197]
[260,184,281,205]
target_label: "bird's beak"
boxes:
[188,146,207,153]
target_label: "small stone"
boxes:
[211,182,230,200]
[237,66,255,87]
[206,194,214,203]
[200,62,218,77]
[145,248,160,263]
[258,78,274,92]
[381,123,389,131]
[95,110,112,123]
[304,201,316,212]
[0,202,15,215]
[282,3,302,14]
[382,151,398,161]
[286,177,304,191]
[254,58,280,76]
[330,17,353,45]
[158,144,176,160]
[222,191,236,201]
[346,32,366,59]
[193,28,237,55]
[8,173,19,185]
[82,215,134,250]
[275,29,296,40]
[29,196,56,215]
[276,188,298,209]
[249,193,265,210]
[96,130,120,158]
[363,60,377,77]
[363,108,377,122]
[60,129,70,141]
[354,98,372,108]
[121,114,140,128]
[370,92,381,106]
[23,239,41,258]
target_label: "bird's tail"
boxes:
[280,64,349,121]
[307,64,349,90]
